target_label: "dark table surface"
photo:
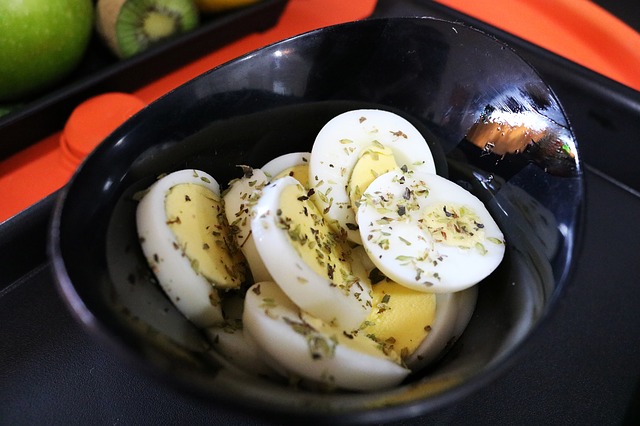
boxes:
[2,1,640,424]
[594,0,640,31]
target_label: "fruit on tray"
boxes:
[0,0,94,102]
[96,0,200,58]
[0,0,266,108]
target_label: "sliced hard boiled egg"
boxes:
[243,281,410,391]
[358,169,505,293]
[405,286,477,371]
[136,169,245,328]
[262,152,311,188]
[223,167,272,283]
[361,280,478,371]
[351,246,477,370]
[309,109,436,244]
[250,176,372,331]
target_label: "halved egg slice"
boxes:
[358,169,505,293]
[250,176,372,331]
[262,152,311,188]
[136,169,246,328]
[351,246,477,371]
[309,109,437,244]
[361,280,477,371]
[223,167,272,283]
[406,286,477,371]
[243,281,410,391]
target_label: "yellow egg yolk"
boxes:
[300,311,403,365]
[359,279,436,360]
[165,183,246,289]
[422,203,488,252]
[277,184,360,292]
[273,163,310,188]
[348,143,398,210]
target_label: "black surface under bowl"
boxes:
[49,17,583,424]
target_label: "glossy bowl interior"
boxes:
[50,17,583,424]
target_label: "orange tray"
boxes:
[437,0,640,92]
[1,0,639,223]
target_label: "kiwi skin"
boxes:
[96,0,199,58]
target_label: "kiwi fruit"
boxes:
[97,0,199,58]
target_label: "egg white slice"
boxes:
[223,167,272,283]
[309,109,436,244]
[250,176,372,331]
[136,169,243,327]
[406,287,477,370]
[358,169,505,293]
[243,281,410,391]
[262,152,311,187]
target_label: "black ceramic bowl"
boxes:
[50,17,583,424]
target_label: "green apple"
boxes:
[0,0,94,102]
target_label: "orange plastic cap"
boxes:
[60,92,146,169]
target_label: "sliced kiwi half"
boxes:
[97,0,199,58]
